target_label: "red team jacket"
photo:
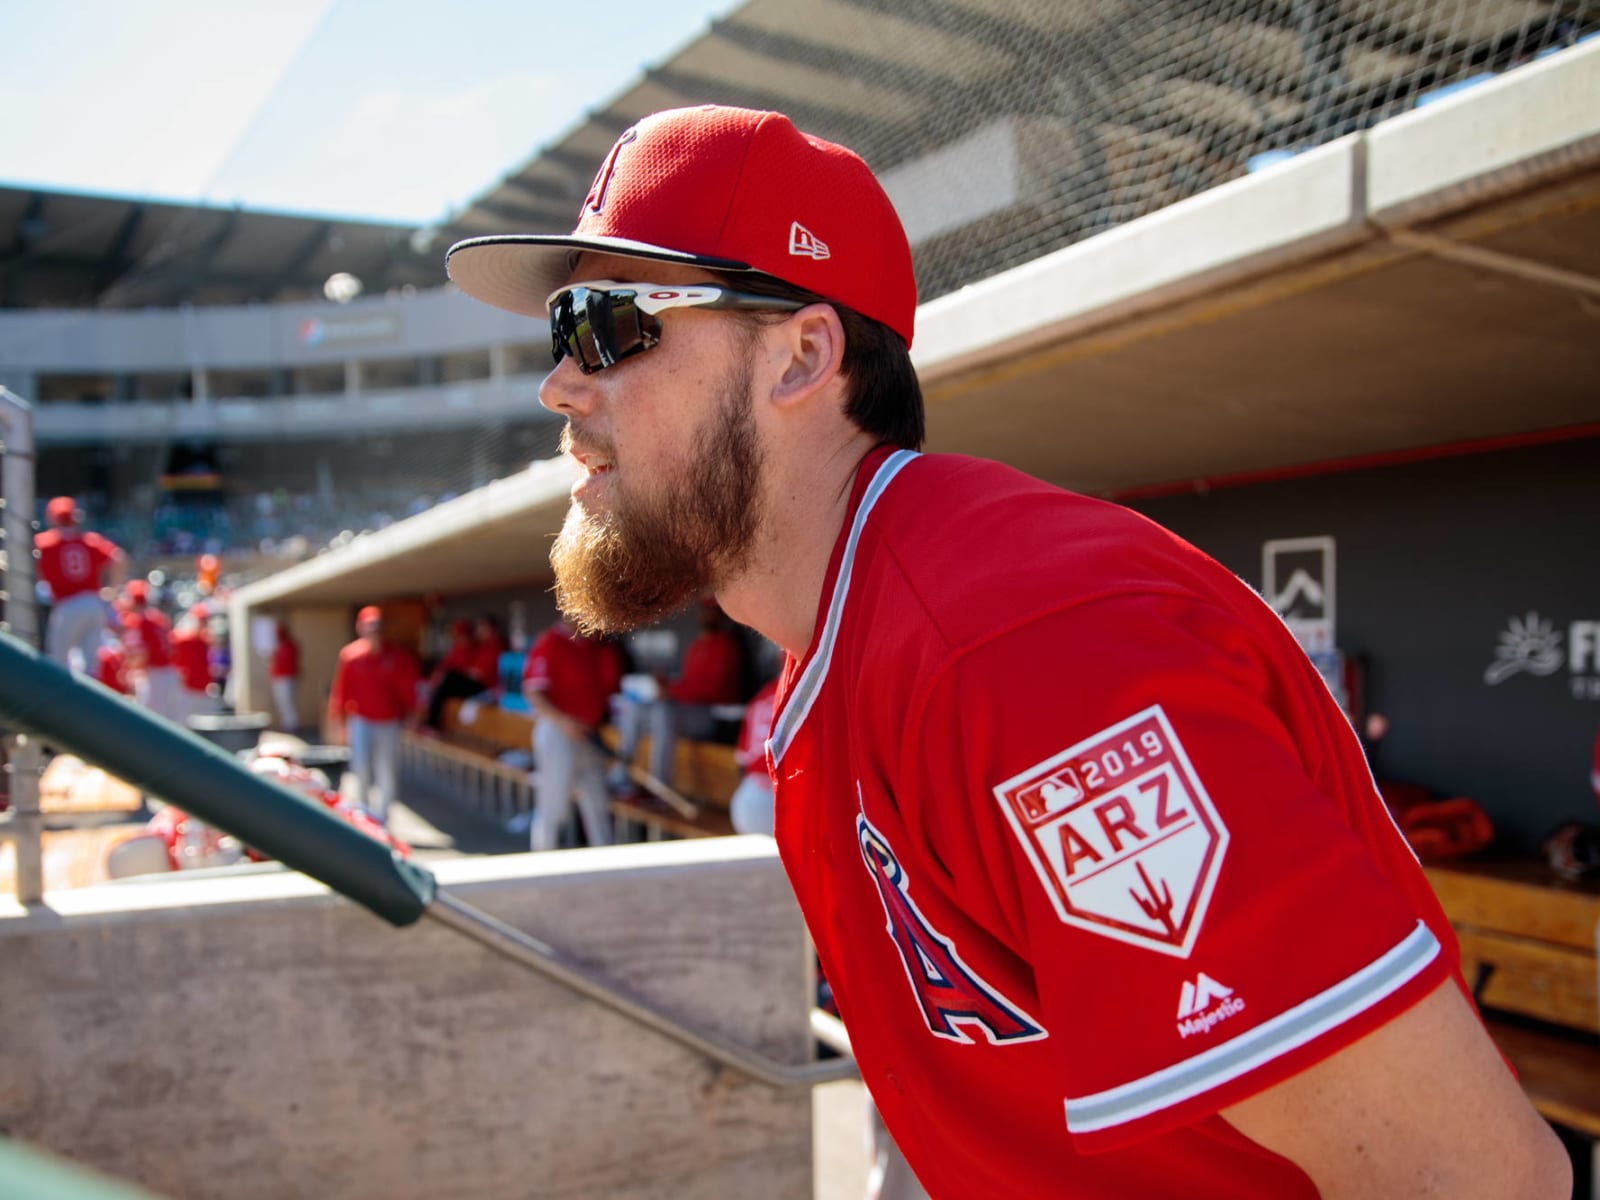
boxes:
[469,633,508,690]
[35,529,118,601]
[668,630,741,704]
[329,640,420,723]
[737,679,780,776]
[96,642,130,695]
[121,610,173,670]
[768,449,1458,1199]
[270,634,300,681]
[523,625,622,729]
[170,628,212,693]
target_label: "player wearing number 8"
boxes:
[33,496,125,675]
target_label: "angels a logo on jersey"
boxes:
[857,814,1045,1046]
[992,705,1228,958]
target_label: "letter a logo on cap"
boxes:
[587,128,638,215]
[789,221,830,261]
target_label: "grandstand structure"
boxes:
[3,0,1598,844]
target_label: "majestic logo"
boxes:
[1484,612,1564,685]
[992,706,1228,958]
[1175,972,1244,1038]
[789,221,830,260]
[857,814,1045,1046]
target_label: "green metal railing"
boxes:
[0,629,855,1093]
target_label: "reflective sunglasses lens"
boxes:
[551,287,659,374]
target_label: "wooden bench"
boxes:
[410,698,744,840]
[399,707,537,825]
[1423,857,1600,1151]
[1,824,152,894]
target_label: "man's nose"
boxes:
[538,355,595,418]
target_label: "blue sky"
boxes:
[0,0,741,225]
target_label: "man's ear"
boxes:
[769,303,846,409]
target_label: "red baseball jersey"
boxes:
[170,628,212,693]
[120,610,173,669]
[668,629,741,704]
[328,639,420,722]
[523,624,622,729]
[469,632,507,689]
[738,679,779,776]
[433,635,473,680]
[270,633,300,680]
[768,449,1459,1199]
[35,529,118,601]
[96,642,130,695]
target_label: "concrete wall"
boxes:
[0,840,816,1200]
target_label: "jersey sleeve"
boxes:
[523,632,555,692]
[85,531,119,566]
[905,591,1448,1152]
[326,651,348,719]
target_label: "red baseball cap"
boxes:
[125,580,149,604]
[46,496,78,525]
[357,605,383,626]
[446,105,917,347]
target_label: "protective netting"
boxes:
[703,0,1597,303]
[13,0,1599,581]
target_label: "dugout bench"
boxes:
[400,697,740,839]
[1423,857,1600,1193]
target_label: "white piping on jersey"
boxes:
[1063,920,1440,1134]
[768,449,920,766]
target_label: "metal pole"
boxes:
[0,388,43,903]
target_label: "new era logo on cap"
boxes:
[789,221,830,261]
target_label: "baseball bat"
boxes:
[587,731,699,820]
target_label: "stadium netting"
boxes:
[8,0,1595,585]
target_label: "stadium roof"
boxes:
[0,186,443,310]
[15,1,1589,312]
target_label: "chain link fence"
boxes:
[690,0,1597,303]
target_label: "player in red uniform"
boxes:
[169,607,214,726]
[612,598,742,792]
[269,621,301,732]
[327,606,420,826]
[468,614,508,692]
[95,638,130,696]
[447,105,1568,1197]
[422,618,479,731]
[521,619,623,851]
[729,677,778,836]
[120,580,179,722]
[33,495,124,674]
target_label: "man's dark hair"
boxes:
[714,271,924,451]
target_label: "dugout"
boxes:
[232,41,1600,850]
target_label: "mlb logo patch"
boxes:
[992,706,1228,958]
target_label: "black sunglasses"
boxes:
[547,280,805,374]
